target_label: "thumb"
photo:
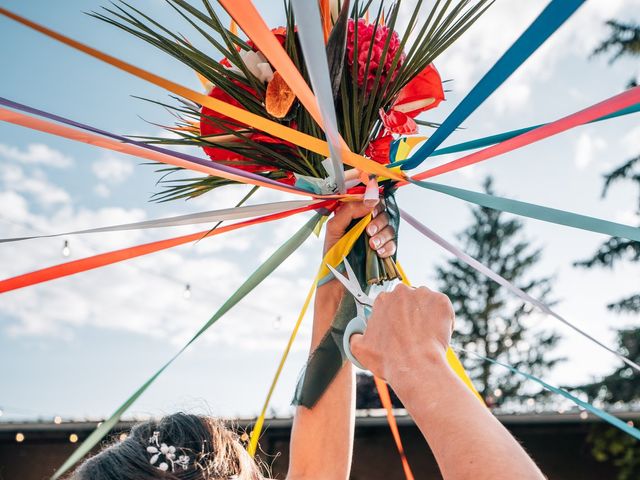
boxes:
[349,333,366,366]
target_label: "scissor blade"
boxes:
[326,263,365,299]
[343,258,358,283]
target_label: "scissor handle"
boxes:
[343,316,368,370]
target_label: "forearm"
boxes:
[287,280,355,480]
[391,354,544,480]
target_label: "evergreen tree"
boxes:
[436,177,562,407]
[592,20,640,87]
[572,19,640,480]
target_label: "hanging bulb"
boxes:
[273,315,282,330]
[61,240,71,258]
[183,284,192,300]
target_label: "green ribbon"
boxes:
[461,349,640,441]
[52,213,322,479]
[413,180,640,242]
[388,102,640,167]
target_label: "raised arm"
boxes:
[286,202,397,480]
[349,284,545,480]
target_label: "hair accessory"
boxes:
[147,431,190,472]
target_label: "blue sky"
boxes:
[1,0,639,422]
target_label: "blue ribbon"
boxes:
[413,180,640,242]
[400,0,586,170]
[461,349,640,441]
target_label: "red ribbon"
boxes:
[0,202,332,294]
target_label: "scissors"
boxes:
[326,259,374,370]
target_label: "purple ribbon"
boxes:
[0,96,310,193]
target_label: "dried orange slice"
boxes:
[265,71,296,119]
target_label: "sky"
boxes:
[0,0,639,423]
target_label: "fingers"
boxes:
[369,225,396,257]
[326,201,374,237]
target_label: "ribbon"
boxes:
[248,213,371,455]
[0,7,400,182]
[51,212,323,479]
[290,0,346,193]
[401,0,586,169]
[410,86,640,180]
[459,348,640,441]
[373,376,415,480]
[400,208,640,373]
[388,102,640,166]
[216,0,403,183]
[0,105,313,198]
[0,97,315,195]
[411,181,640,243]
[247,277,318,457]
[0,200,323,243]
[0,202,330,294]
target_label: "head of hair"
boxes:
[70,413,263,480]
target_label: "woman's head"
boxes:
[70,413,263,480]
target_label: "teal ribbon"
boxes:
[388,102,640,168]
[413,180,640,242]
[400,0,586,170]
[461,349,640,441]
[52,213,322,479]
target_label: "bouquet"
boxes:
[96,0,491,286]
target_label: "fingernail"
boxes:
[372,237,381,248]
[367,224,378,235]
[377,246,386,255]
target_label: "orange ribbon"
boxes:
[0,202,330,294]
[374,376,416,480]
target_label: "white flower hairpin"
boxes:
[147,431,190,472]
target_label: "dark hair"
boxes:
[70,413,263,480]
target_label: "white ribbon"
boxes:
[400,208,640,373]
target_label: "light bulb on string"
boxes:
[183,284,192,300]
[61,240,71,258]
[273,315,282,330]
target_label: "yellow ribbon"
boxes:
[248,215,371,456]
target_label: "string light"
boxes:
[69,433,79,443]
[183,284,192,300]
[627,421,634,427]
[61,240,71,258]
[579,411,588,420]
[119,433,128,442]
[526,398,535,408]
[493,388,502,398]
[273,315,282,329]
[54,416,62,424]
[16,433,25,443]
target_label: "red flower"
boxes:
[393,64,445,117]
[346,19,405,94]
[379,108,417,135]
[365,134,394,164]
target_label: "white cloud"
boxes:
[0,155,316,352]
[573,132,607,170]
[92,155,135,184]
[0,143,74,168]
[1,164,71,206]
[94,183,111,198]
